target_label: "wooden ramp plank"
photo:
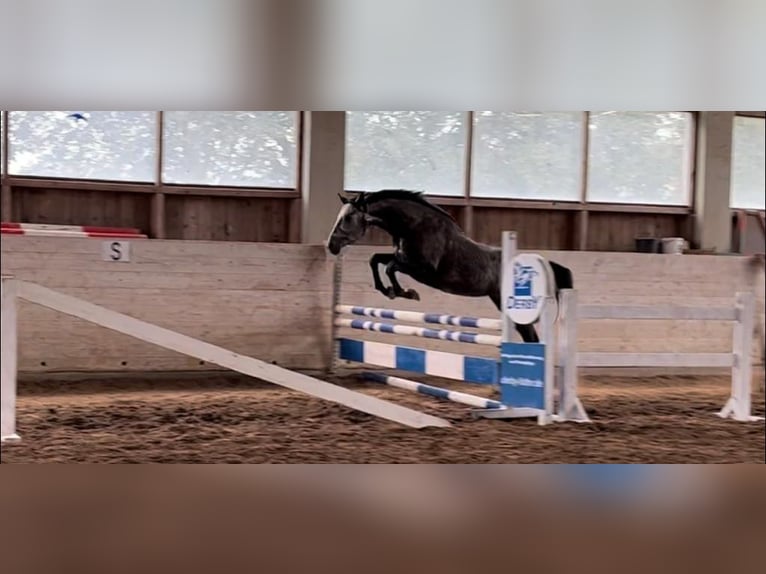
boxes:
[15,280,450,429]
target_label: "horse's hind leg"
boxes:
[385,261,420,301]
[515,323,539,343]
[489,290,539,342]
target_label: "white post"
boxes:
[720,292,760,421]
[757,261,765,369]
[500,231,516,344]
[482,232,589,423]
[557,289,590,423]
[539,293,555,425]
[329,255,343,374]
[1,276,20,443]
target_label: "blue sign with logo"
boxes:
[499,342,545,409]
[504,254,549,325]
[513,262,537,297]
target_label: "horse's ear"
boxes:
[338,193,349,204]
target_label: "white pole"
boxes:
[561,288,578,419]
[539,292,555,425]
[500,231,517,344]
[724,292,756,421]
[1,276,20,443]
[556,289,590,422]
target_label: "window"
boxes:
[471,112,583,200]
[162,112,298,187]
[0,111,5,173]
[731,116,765,210]
[586,112,693,205]
[8,111,156,181]
[1,111,4,174]
[345,111,465,196]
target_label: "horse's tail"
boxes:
[548,260,574,322]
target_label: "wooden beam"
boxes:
[289,111,305,243]
[584,203,691,214]
[151,192,166,239]
[576,211,589,251]
[578,304,738,321]
[301,112,346,244]
[15,279,450,429]
[694,112,735,252]
[578,352,734,368]
[152,111,166,239]
[4,176,156,193]
[463,111,475,237]
[577,112,590,250]
[4,176,299,199]
[6,174,690,214]
[1,181,11,222]
[2,111,12,222]
[1,110,8,176]
[161,186,298,199]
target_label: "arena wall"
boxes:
[2,236,762,376]
[337,246,764,370]
[1,236,334,374]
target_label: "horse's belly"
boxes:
[407,266,490,297]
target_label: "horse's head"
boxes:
[326,193,378,255]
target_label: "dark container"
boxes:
[635,237,660,253]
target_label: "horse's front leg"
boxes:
[369,253,397,298]
[385,260,420,301]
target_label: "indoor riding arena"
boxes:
[1,111,764,464]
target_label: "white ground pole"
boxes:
[1,277,21,443]
[0,276,452,441]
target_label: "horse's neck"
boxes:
[367,200,452,238]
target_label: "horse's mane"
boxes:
[353,189,457,222]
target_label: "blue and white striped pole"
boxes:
[364,372,505,410]
[336,305,502,331]
[335,318,502,346]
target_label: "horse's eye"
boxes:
[339,217,353,231]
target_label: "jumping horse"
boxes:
[326,189,574,343]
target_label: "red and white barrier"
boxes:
[1,223,146,239]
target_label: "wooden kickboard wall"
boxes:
[2,236,334,374]
[337,246,764,368]
[2,236,762,376]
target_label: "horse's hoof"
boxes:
[403,289,420,301]
[384,287,397,299]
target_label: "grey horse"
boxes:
[326,189,573,343]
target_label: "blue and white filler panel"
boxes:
[338,338,498,384]
[499,342,546,410]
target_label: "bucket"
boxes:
[635,237,660,253]
[661,237,685,255]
